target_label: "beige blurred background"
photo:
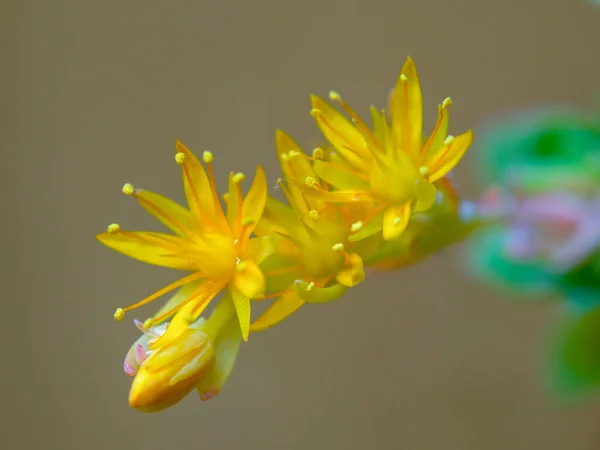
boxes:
[4,0,600,449]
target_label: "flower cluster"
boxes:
[466,107,600,397]
[97,57,475,412]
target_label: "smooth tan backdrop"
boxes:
[4,0,600,449]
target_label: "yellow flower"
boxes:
[96,141,271,344]
[249,130,381,331]
[124,294,241,413]
[305,57,474,241]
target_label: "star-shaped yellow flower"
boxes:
[304,57,474,241]
[96,141,271,344]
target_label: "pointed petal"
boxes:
[175,141,219,223]
[96,231,195,270]
[244,236,274,264]
[231,290,251,341]
[389,57,423,158]
[256,196,303,237]
[275,129,312,214]
[241,165,268,235]
[295,280,348,303]
[226,172,241,233]
[249,291,305,332]
[335,253,365,287]
[349,211,384,241]
[233,260,265,300]
[313,160,370,191]
[311,95,368,169]
[135,190,193,236]
[421,101,451,163]
[196,297,242,401]
[427,130,474,182]
[382,203,412,241]
[413,180,437,212]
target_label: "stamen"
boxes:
[419,166,429,177]
[400,74,408,82]
[175,152,186,164]
[146,284,207,327]
[332,243,345,252]
[442,97,453,108]
[393,217,403,226]
[113,271,205,320]
[419,100,450,164]
[114,308,125,321]
[310,108,322,118]
[236,261,248,271]
[306,281,316,291]
[202,151,213,163]
[351,221,363,232]
[444,135,455,145]
[328,91,342,101]
[107,223,120,234]
[312,148,324,160]
[309,209,319,220]
[288,150,301,159]
[305,177,317,188]
[122,183,135,195]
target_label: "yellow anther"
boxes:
[236,261,248,271]
[419,166,430,177]
[203,151,213,163]
[351,221,363,233]
[175,152,186,164]
[232,172,246,184]
[305,177,317,187]
[306,282,316,292]
[312,148,324,160]
[329,91,341,101]
[332,243,345,252]
[288,150,301,159]
[222,193,229,202]
[114,308,125,321]
[310,108,322,118]
[444,135,455,145]
[143,318,153,330]
[400,74,408,82]
[241,217,255,226]
[122,183,135,195]
[309,210,319,220]
[107,223,120,234]
[393,217,402,226]
[442,97,453,108]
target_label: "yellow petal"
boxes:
[249,291,305,332]
[310,95,368,169]
[349,211,384,241]
[241,165,267,235]
[244,236,274,265]
[231,289,251,341]
[151,281,204,322]
[195,300,242,401]
[420,101,450,163]
[427,130,474,182]
[256,196,303,237]
[226,171,241,233]
[294,280,348,303]
[413,179,437,212]
[382,203,412,241]
[96,231,195,271]
[234,260,265,299]
[175,141,223,225]
[312,160,370,191]
[135,190,193,236]
[335,253,365,287]
[151,281,222,349]
[389,57,423,159]
[275,129,312,214]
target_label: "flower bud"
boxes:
[128,327,215,413]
